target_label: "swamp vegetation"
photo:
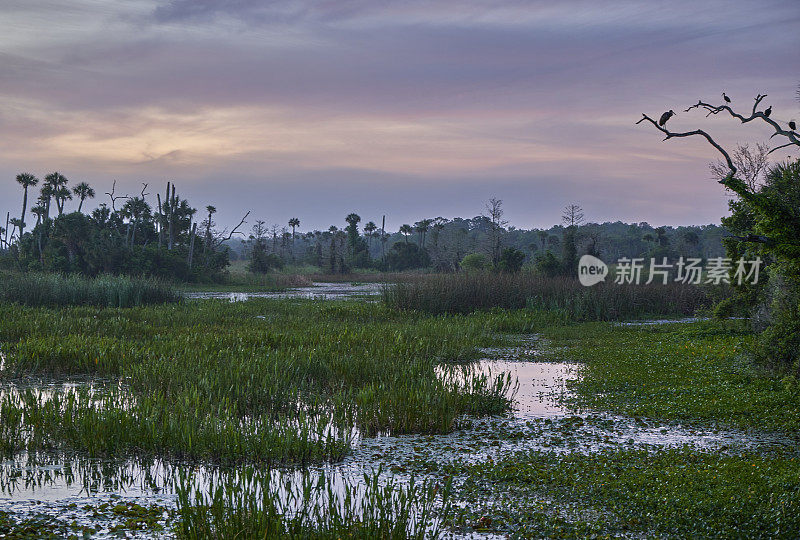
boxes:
[0,291,798,538]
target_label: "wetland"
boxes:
[1,287,798,538]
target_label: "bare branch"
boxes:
[684,94,799,151]
[104,180,130,212]
[767,141,796,155]
[637,113,737,175]
[221,211,251,243]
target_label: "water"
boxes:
[183,282,384,301]
[1,333,795,536]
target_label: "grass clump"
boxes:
[0,271,180,307]
[384,272,715,320]
[176,468,447,539]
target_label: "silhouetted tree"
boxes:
[15,173,39,237]
[72,181,95,213]
[399,224,413,244]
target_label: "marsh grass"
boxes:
[176,467,448,539]
[384,272,716,320]
[0,271,180,307]
[182,272,313,292]
[0,300,515,464]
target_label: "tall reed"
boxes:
[383,272,717,320]
[175,467,449,539]
[0,271,180,307]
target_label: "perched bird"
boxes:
[789,120,796,131]
[658,110,675,127]
[722,92,731,103]
[764,106,772,117]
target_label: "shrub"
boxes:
[460,253,489,272]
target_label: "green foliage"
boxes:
[385,242,430,271]
[452,448,800,538]
[0,271,179,307]
[534,250,561,277]
[460,253,489,272]
[720,160,800,371]
[15,211,227,282]
[545,320,800,432]
[497,247,525,273]
[249,249,283,273]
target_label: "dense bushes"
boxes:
[384,272,715,320]
[720,160,800,372]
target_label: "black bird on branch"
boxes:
[658,110,675,126]
[764,106,772,117]
[722,92,731,103]
[789,120,796,131]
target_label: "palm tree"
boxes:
[8,218,23,241]
[399,224,413,244]
[39,184,54,221]
[15,172,39,237]
[55,186,72,215]
[363,221,377,251]
[121,197,151,247]
[414,219,432,248]
[72,181,95,212]
[203,205,217,263]
[288,218,300,240]
[30,204,46,227]
[44,172,70,215]
[344,213,361,257]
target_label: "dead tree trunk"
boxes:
[188,222,197,270]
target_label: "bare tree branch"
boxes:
[639,93,800,192]
[636,114,737,174]
[684,94,800,149]
[220,211,251,243]
[105,180,130,212]
[767,141,797,155]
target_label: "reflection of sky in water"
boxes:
[183,282,384,301]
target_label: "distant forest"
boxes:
[227,212,726,274]
[1,174,726,281]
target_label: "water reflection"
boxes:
[184,282,384,301]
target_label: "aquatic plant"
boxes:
[176,467,449,539]
[0,271,180,307]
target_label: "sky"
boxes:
[1,0,798,232]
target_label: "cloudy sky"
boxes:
[1,0,798,231]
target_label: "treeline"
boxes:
[228,201,726,276]
[0,174,241,281]
[1,173,725,281]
